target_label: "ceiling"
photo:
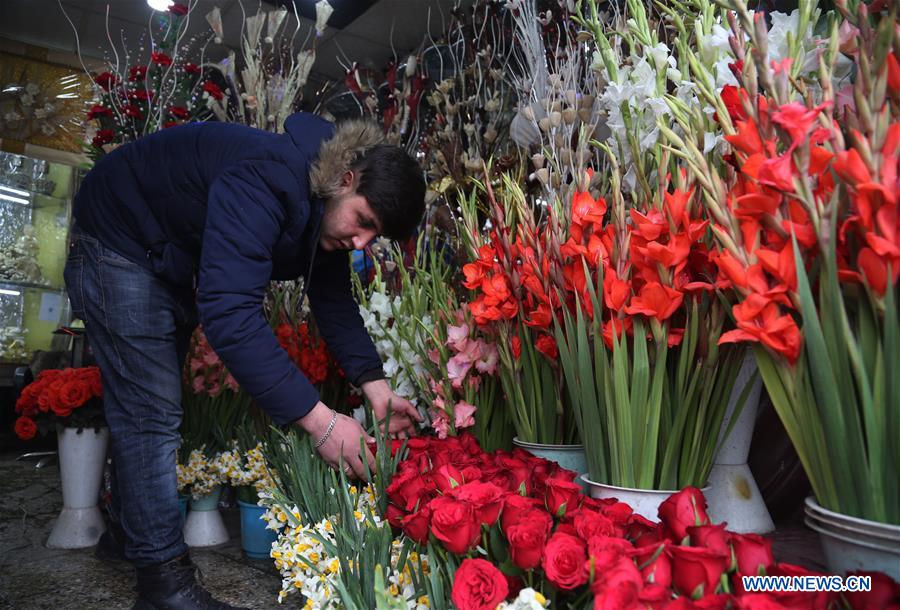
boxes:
[0,0,464,90]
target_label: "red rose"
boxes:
[129,88,153,101]
[593,580,641,610]
[451,558,508,610]
[151,52,172,66]
[14,416,37,440]
[450,481,505,526]
[385,502,406,529]
[544,477,583,518]
[202,80,224,101]
[843,571,899,610]
[535,333,558,359]
[168,106,190,120]
[735,594,795,609]
[695,594,734,609]
[429,496,480,555]
[628,541,672,588]
[168,2,188,15]
[506,511,553,570]
[400,505,432,545]
[731,533,774,576]
[500,494,544,532]
[386,469,433,511]
[658,487,710,541]
[587,535,633,571]
[57,380,91,410]
[574,509,616,540]
[590,555,644,597]
[762,563,838,610]
[687,523,730,556]
[183,62,201,75]
[542,532,589,590]
[602,501,635,536]
[432,463,464,492]
[627,513,664,547]
[670,545,729,598]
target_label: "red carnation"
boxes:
[451,558,508,610]
[86,104,113,120]
[92,129,115,148]
[94,71,118,91]
[151,52,172,66]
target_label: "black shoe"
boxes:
[95,521,127,563]
[132,554,248,610]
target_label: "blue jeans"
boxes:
[64,231,197,567]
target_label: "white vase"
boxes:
[183,486,229,547]
[705,352,774,534]
[805,497,900,580]
[580,476,712,521]
[46,426,110,549]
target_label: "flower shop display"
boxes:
[176,445,230,547]
[0,224,42,284]
[382,434,898,609]
[658,0,899,574]
[13,367,108,548]
[0,326,28,362]
[356,238,512,450]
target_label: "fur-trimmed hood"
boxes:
[306,117,385,197]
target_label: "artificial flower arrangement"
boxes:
[659,0,899,524]
[13,366,104,440]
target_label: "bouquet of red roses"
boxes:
[381,434,898,609]
[13,367,104,440]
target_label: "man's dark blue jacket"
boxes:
[73,113,383,424]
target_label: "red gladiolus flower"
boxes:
[624,282,684,321]
[451,558,508,610]
[771,102,828,148]
[833,149,873,187]
[535,333,558,360]
[202,80,224,101]
[720,294,802,363]
[720,85,747,122]
[510,335,521,360]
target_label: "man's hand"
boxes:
[361,379,423,439]
[298,402,376,479]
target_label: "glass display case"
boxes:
[0,150,74,366]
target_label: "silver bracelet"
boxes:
[313,410,338,449]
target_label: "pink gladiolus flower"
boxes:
[475,342,499,375]
[454,401,477,429]
[447,353,473,389]
[431,410,450,438]
[446,324,469,352]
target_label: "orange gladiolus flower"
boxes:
[720,294,802,364]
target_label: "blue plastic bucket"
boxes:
[238,500,277,560]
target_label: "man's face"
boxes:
[319,171,381,251]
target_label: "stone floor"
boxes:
[0,450,828,610]
[0,452,285,610]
